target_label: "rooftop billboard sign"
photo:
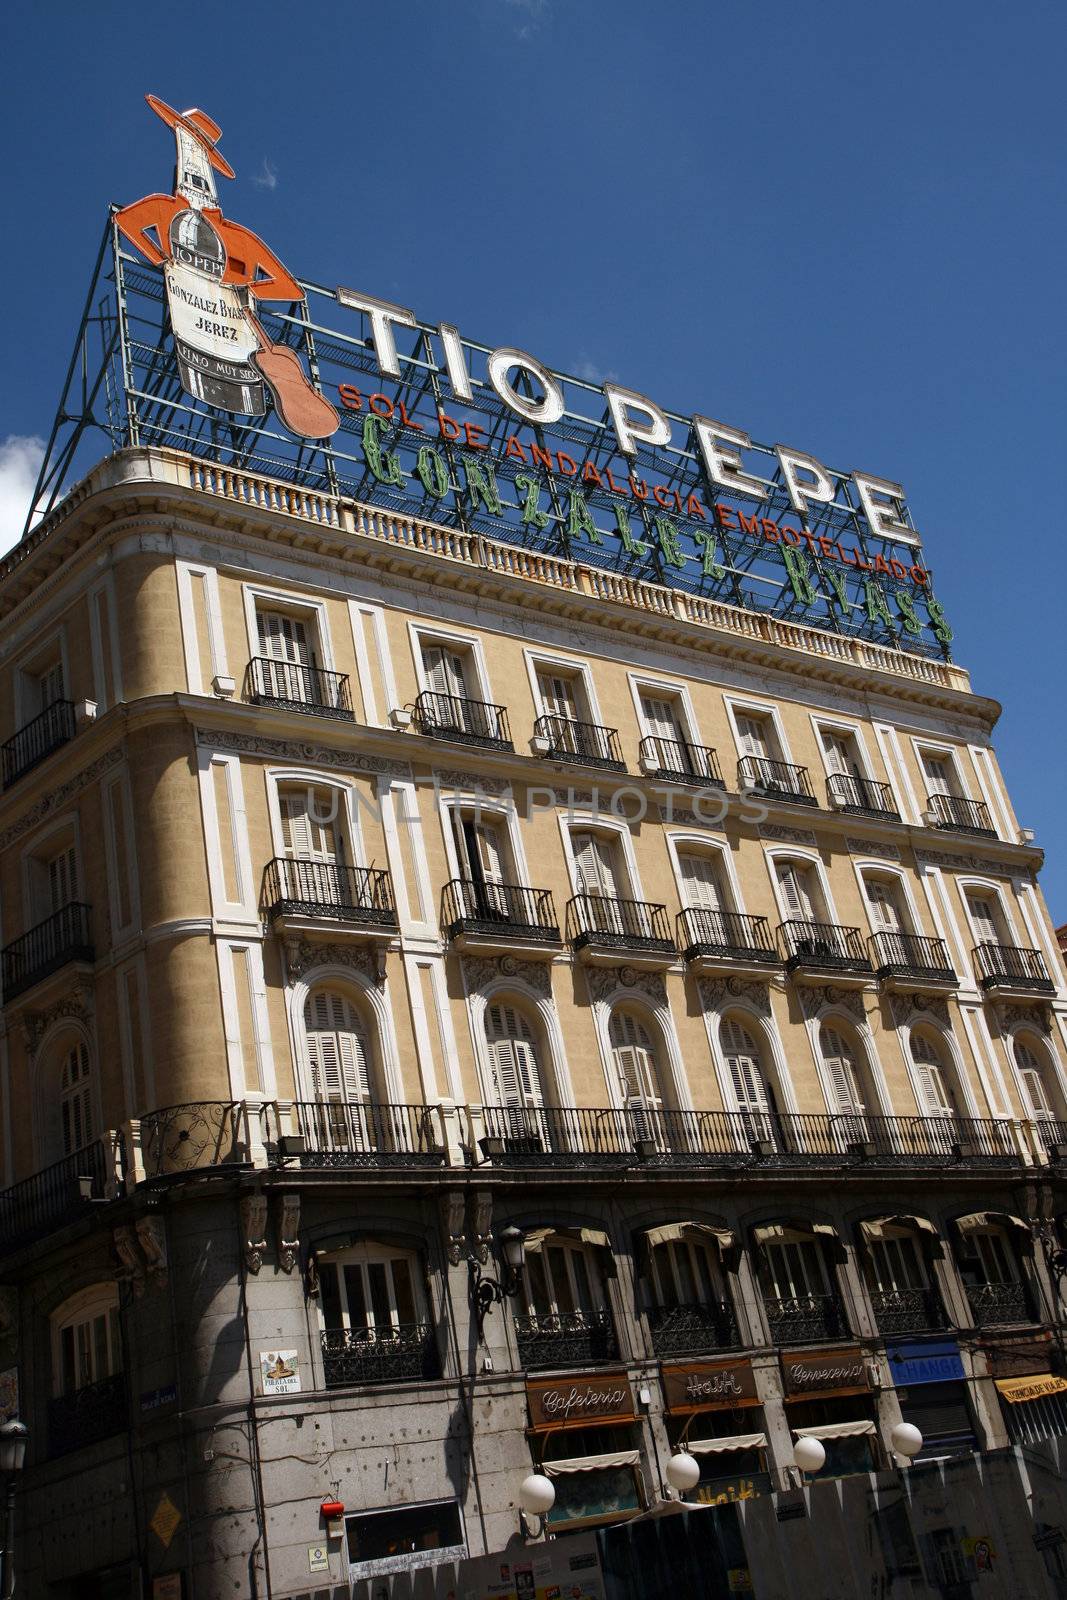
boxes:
[33,96,953,659]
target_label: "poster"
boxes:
[260,1350,300,1394]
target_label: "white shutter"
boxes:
[485,1005,544,1108]
[473,821,506,884]
[423,645,467,698]
[910,1034,957,1117]
[820,1026,865,1114]
[1014,1041,1052,1119]
[258,611,310,665]
[866,880,902,932]
[48,845,79,912]
[679,853,722,911]
[822,731,857,776]
[721,1018,769,1114]
[777,860,814,920]
[967,895,999,946]
[571,833,619,898]
[539,672,579,721]
[641,695,681,742]
[280,789,337,862]
[610,1013,661,1109]
[736,714,768,759]
[304,991,371,1104]
[922,751,955,795]
[60,1043,93,1154]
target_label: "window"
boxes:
[735,711,772,760]
[52,1288,121,1398]
[649,1235,724,1311]
[60,1040,94,1155]
[524,1236,607,1322]
[864,876,906,934]
[775,859,819,921]
[909,1032,960,1118]
[956,1227,1019,1288]
[319,1243,425,1337]
[920,749,960,797]
[609,1010,665,1125]
[34,838,79,922]
[346,1500,464,1575]
[421,642,470,700]
[484,1003,546,1110]
[819,1023,868,1119]
[821,727,862,778]
[678,851,727,912]
[1014,1037,1058,1124]
[864,1233,929,1295]
[720,1016,774,1130]
[537,667,585,723]
[965,890,1005,947]
[571,830,623,899]
[451,811,512,912]
[303,989,374,1121]
[279,784,348,864]
[641,690,686,746]
[760,1237,832,1301]
[255,606,339,709]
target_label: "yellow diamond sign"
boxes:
[150,1492,182,1550]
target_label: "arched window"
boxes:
[952,1215,1032,1326]
[484,1003,546,1109]
[859,1219,943,1336]
[301,988,382,1156]
[60,1040,94,1155]
[909,1030,961,1120]
[316,1242,436,1387]
[51,1285,121,1399]
[609,1011,664,1117]
[819,1023,868,1118]
[1014,1036,1062,1129]
[519,1233,614,1367]
[720,1015,775,1139]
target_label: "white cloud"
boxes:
[573,357,619,386]
[502,0,550,37]
[0,435,45,556]
[250,157,278,191]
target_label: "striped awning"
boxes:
[686,1432,767,1455]
[794,1420,876,1441]
[543,1448,640,1475]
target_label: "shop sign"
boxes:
[526,1371,636,1430]
[782,1348,869,1400]
[981,1336,1053,1380]
[995,1374,1067,1404]
[886,1338,965,1387]
[661,1358,759,1414]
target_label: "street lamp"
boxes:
[0,1419,27,1600]
[890,1422,923,1464]
[665,1451,701,1496]
[470,1227,527,1340]
[519,1472,555,1540]
[792,1436,826,1477]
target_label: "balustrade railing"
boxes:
[869,931,956,984]
[737,756,816,805]
[763,1292,850,1344]
[441,879,559,943]
[826,773,900,817]
[869,1287,947,1336]
[0,1140,110,1254]
[927,792,996,836]
[566,894,675,954]
[534,715,624,769]
[263,857,397,927]
[677,908,778,965]
[648,1300,740,1358]
[284,1101,445,1167]
[964,1281,1033,1327]
[973,943,1055,994]
[639,736,724,787]
[514,1309,618,1370]
[779,919,871,975]
[412,691,512,749]
[1,902,94,1000]
[1,698,76,788]
[321,1324,440,1387]
[246,656,354,719]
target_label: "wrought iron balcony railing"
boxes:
[639,736,724,788]
[47,1372,127,1457]
[869,931,957,986]
[2,699,76,789]
[647,1300,741,1358]
[263,857,397,929]
[973,943,1055,995]
[1,902,94,1001]
[0,1140,110,1255]
[964,1281,1033,1328]
[441,879,560,945]
[412,690,512,749]
[779,919,871,977]
[926,792,996,837]
[139,1102,250,1177]
[737,756,816,806]
[870,1287,947,1337]
[677,908,778,967]
[826,773,900,818]
[514,1309,618,1371]
[281,1101,445,1168]
[534,714,624,770]
[245,656,354,720]
[763,1292,850,1345]
[566,894,675,957]
[321,1324,440,1387]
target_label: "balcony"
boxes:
[47,1372,128,1457]
[0,1141,110,1255]
[1,903,94,1002]
[677,908,779,978]
[514,1309,618,1371]
[826,773,900,819]
[441,879,560,957]
[778,920,872,985]
[737,756,816,807]
[869,931,958,993]
[639,736,724,788]
[245,656,354,720]
[534,714,624,771]
[926,793,996,837]
[2,699,76,789]
[973,943,1055,999]
[964,1281,1033,1328]
[280,1101,445,1168]
[139,1102,251,1177]
[321,1324,440,1387]
[566,895,676,968]
[263,858,397,940]
[412,690,512,750]
[870,1288,947,1337]
[763,1292,850,1345]
[648,1300,740,1358]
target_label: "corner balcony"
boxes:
[737,756,817,807]
[763,1292,850,1345]
[321,1324,440,1388]
[870,1288,947,1337]
[412,690,512,750]
[869,931,958,993]
[925,792,996,837]
[441,879,560,957]
[827,773,901,820]
[677,908,780,979]
[973,943,1055,1000]
[280,1101,446,1169]
[533,714,625,771]
[245,656,354,720]
[263,858,397,942]
[647,1300,741,1359]
[964,1281,1034,1329]
[514,1309,618,1371]
[639,736,724,788]
[2,699,76,789]
[566,894,676,969]
[1,903,94,1002]
[778,920,872,986]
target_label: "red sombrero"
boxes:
[145,94,235,180]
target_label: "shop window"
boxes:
[897,1380,977,1460]
[539,1425,643,1531]
[346,1499,465,1578]
[672,1408,771,1506]
[788,1403,879,1478]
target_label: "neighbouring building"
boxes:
[2,100,1067,1600]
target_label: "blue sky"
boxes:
[3,0,1064,917]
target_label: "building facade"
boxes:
[1,445,1066,1598]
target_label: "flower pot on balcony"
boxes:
[389,707,413,729]
[1045,1143,1067,1164]
[750,1137,774,1157]
[846,1139,876,1159]
[634,1137,659,1160]
[278,1133,307,1158]
[478,1135,505,1161]
[639,754,662,776]
[951,1140,976,1160]
[530,735,552,755]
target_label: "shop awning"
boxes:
[995,1375,1067,1404]
[686,1433,767,1455]
[643,1222,737,1254]
[753,1221,839,1245]
[543,1449,640,1475]
[794,1420,876,1441]
[524,1226,611,1253]
[954,1213,1033,1250]
[859,1215,939,1243]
